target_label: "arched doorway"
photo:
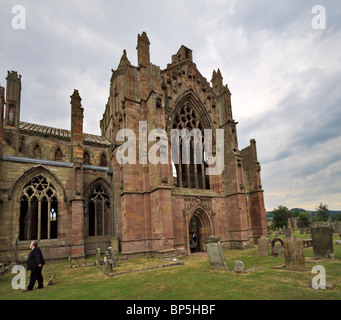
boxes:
[189,215,201,252]
[188,209,212,253]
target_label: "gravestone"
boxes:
[284,236,306,272]
[289,217,297,230]
[271,238,284,257]
[96,248,101,265]
[334,222,341,235]
[283,228,292,239]
[300,228,306,235]
[234,261,244,274]
[108,246,117,267]
[311,225,334,259]
[258,236,269,257]
[204,236,229,271]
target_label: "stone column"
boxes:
[70,90,85,258]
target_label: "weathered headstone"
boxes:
[96,248,101,265]
[289,217,297,230]
[283,228,292,239]
[258,236,269,257]
[108,246,117,268]
[234,261,244,274]
[300,228,306,235]
[311,225,334,259]
[204,236,229,271]
[284,236,306,272]
[271,238,284,257]
[334,222,341,235]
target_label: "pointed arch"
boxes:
[84,178,112,237]
[187,206,213,253]
[8,165,67,202]
[29,140,43,159]
[169,90,213,189]
[168,89,213,131]
[84,177,112,204]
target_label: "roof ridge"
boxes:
[19,121,110,144]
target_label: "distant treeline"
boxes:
[266,208,341,219]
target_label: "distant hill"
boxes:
[266,209,341,219]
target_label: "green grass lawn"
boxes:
[1,232,340,300]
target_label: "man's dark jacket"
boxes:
[27,246,45,271]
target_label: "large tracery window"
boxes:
[172,103,210,190]
[88,184,110,236]
[19,175,58,241]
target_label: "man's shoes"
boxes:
[23,289,32,292]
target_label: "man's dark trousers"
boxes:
[27,266,44,290]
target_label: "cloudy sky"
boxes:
[1,0,340,211]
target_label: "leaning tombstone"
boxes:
[284,236,306,272]
[258,236,269,257]
[204,236,229,271]
[311,225,334,259]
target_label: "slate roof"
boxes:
[19,122,111,147]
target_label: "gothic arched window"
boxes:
[88,184,110,236]
[100,153,108,167]
[19,174,58,241]
[83,151,91,165]
[55,148,63,162]
[33,144,41,159]
[172,103,210,189]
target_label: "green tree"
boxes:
[297,211,311,228]
[315,202,330,222]
[336,214,341,222]
[273,205,290,228]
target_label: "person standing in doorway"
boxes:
[23,240,45,292]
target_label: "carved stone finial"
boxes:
[117,50,131,69]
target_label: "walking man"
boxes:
[23,240,45,292]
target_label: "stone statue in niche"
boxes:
[8,110,15,125]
